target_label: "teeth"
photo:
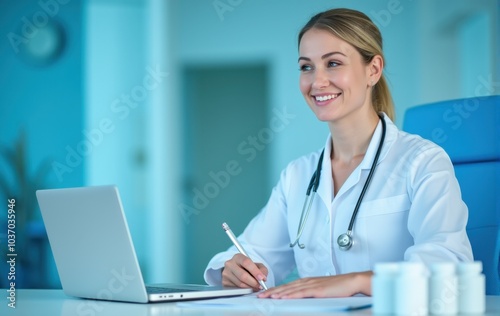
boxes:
[315,94,340,101]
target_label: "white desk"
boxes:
[3,290,500,316]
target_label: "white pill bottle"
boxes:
[372,262,400,314]
[457,261,485,314]
[394,262,428,315]
[429,262,458,315]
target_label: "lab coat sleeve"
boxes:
[204,165,297,287]
[404,143,473,264]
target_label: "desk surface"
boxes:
[2,289,500,316]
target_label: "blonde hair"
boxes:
[298,8,395,120]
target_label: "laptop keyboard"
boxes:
[146,286,197,294]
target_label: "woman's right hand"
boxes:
[222,253,268,291]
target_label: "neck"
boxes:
[329,111,380,163]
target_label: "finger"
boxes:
[237,256,267,286]
[223,260,254,288]
[257,282,295,298]
[273,284,319,299]
[255,263,269,279]
[258,278,320,299]
[223,256,261,289]
[221,266,239,287]
[257,286,287,298]
[222,266,253,288]
[277,278,330,298]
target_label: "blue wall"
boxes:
[0,0,83,288]
[0,0,84,189]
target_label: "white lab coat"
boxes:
[204,114,473,287]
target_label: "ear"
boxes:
[367,55,383,87]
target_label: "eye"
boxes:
[299,64,313,72]
[328,61,340,68]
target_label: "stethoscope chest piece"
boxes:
[337,231,353,251]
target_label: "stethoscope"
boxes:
[289,113,386,251]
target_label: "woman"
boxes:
[204,8,473,298]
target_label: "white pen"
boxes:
[222,222,268,290]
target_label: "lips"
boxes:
[313,93,342,102]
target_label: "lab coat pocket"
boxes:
[356,194,413,264]
[357,194,410,218]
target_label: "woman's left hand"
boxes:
[257,271,373,299]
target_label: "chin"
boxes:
[314,114,336,123]
[311,109,340,122]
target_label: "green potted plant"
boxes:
[0,130,51,288]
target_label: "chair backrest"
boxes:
[403,95,500,295]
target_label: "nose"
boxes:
[311,68,329,90]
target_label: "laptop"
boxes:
[36,185,252,303]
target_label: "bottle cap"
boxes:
[457,261,483,275]
[399,262,427,275]
[430,262,456,275]
[374,262,400,275]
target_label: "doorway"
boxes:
[180,64,271,283]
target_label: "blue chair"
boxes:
[403,95,500,295]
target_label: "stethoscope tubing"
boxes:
[289,150,325,248]
[346,114,387,233]
[290,113,386,250]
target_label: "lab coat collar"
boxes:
[316,112,397,204]
[359,112,396,170]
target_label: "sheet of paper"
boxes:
[177,293,372,312]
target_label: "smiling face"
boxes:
[298,28,379,124]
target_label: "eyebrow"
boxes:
[298,51,346,63]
